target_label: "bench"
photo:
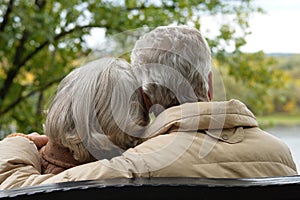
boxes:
[1,176,300,200]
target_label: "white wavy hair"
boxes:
[131,25,212,110]
[44,57,148,163]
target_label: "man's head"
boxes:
[131,25,213,114]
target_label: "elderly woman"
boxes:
[4,57,148,175]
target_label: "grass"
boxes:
[257,114,300,128]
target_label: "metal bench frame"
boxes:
[1,176,300,199]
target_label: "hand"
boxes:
[28,132,48,149]
[6,132,48,149]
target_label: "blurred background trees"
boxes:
[0,0,299,136]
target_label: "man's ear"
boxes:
[208,71,214,101]
[140,88,152,112]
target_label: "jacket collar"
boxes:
[142,99,258,143]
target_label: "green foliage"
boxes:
[271,54,300,114]
[257,114,300,128]
[0,0,265,135]
[218,53,300,116]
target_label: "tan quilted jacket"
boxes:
[0,99,297,189]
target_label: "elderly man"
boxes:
[127,25,297,177]
[0,25,297,189]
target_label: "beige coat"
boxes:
[0,99,297,189]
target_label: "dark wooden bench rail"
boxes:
[1,176,300,200]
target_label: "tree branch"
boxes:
[0,0,14,32]
[0,25,94,102]
[0,30,28,101]
[124,4,176,11]
[0,23,114,104]
[36,89,44,116]
[0,77,63,115]
[20,24,112,69]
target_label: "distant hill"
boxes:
[266,53,300,57]
[265,53,300,71]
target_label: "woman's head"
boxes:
[44,57,148,163]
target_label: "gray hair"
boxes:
[44,57,148,162]
[131,25,212,110]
